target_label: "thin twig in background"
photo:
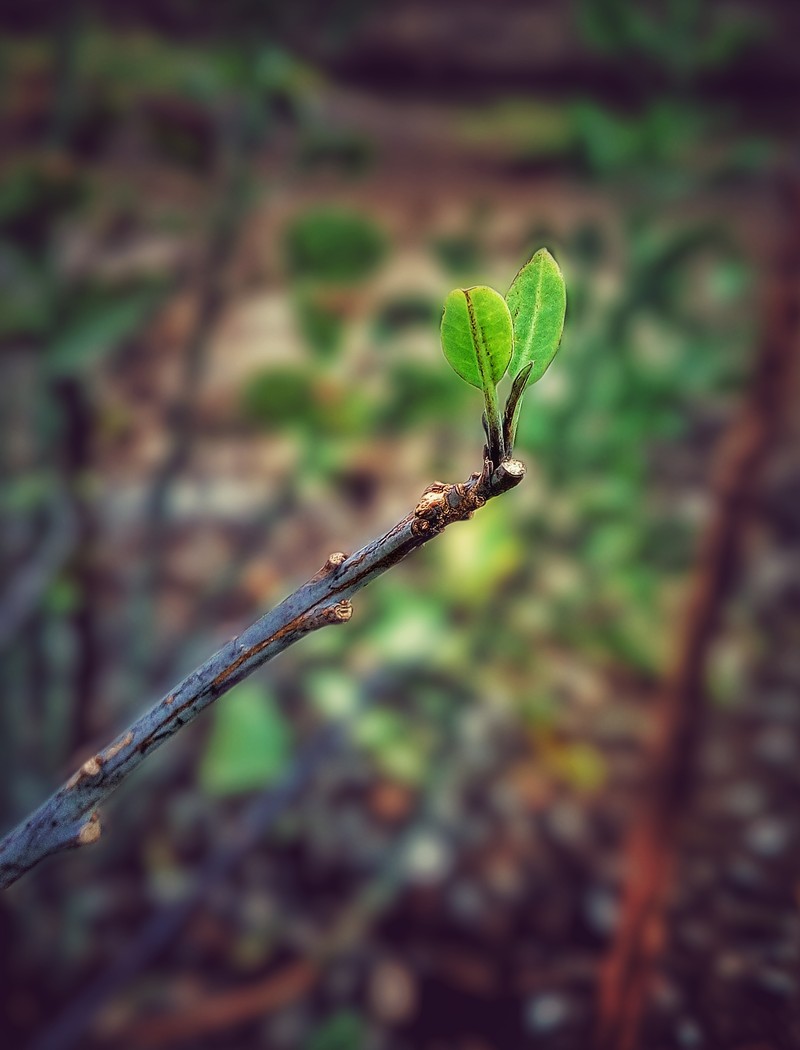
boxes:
[150,487,300,687]
[0,491,77,650]
[0,456,525,888]
[596,171,800,1050]
[125,100,257,702]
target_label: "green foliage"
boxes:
[0,244,50,338]
[241,367,373,441]
[355,709,430,784]
[455,99,576,167]
[372,293,440,343]
[306,1010,366,1050]
[432,232,484,278]
[284,207,386,284]
[241,367,314,429]
[0,162,87,250]
[297,128,375,177]
[576,0,760,78]
[294,289,345,359]
[46,285,164,376]
[507,217,751,670]
[380,363,463,433]
[571,101,703,180]
[199,683,292,797]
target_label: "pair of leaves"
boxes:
[440,248,566,453]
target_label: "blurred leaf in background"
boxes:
[285,207,386,285]
[199,682,293,797]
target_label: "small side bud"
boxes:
[77,813,101,847]
[311,552,349,583]
[66,754,104,788]
[326,600,353,624]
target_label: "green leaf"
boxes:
[355,709,428,784]
[440,285,512,391]
[506,248,566,385]
[47,289,161,377]
[307,1010,366,1050]
[284,208,386,285]
[199,683,292,797]
[502,362,533,454]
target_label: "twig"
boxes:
[0,457,525,889]
[126,961,318,1047]
[125,100,255,699]
[0,491,77,650]
[595,172,800,1050]
[149,486,300,687]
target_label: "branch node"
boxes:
[325,600,353,624]
[66,754,104,788]
[77,813,101,847]
[312,552,349,582]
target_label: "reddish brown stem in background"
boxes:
[125,961,317,1047]
[596,172,800,1050]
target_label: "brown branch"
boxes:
[125,961,318,1047]
[596,173,800,1050]
[0,456,525,890]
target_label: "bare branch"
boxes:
[0,457,525,889]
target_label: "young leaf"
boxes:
[502,361,533,455]
[440,285,512,391]
[441,284,513,466]
[506,248,566,385]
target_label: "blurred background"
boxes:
[1,2,799,1048]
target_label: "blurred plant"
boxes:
[508,217,752,671]
[371,293,440,343]
[432,231,484,279]
[242,205,388,485]
[297,128,376,177]
[274,207,387,398]
[294,288,347,359]
[200,682,293,797]
[307,1010,366,1050]
[576,0,761,81]
[285,207,386,285]
[241,366,374,453]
